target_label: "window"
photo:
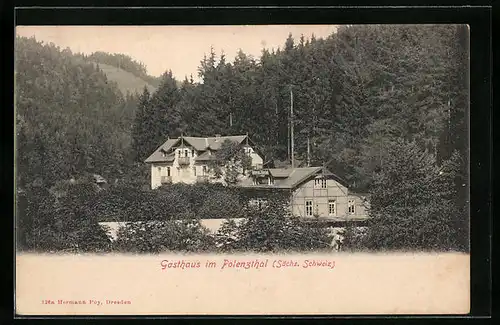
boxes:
[314,178,327,188]
[192,149,195,156]
[348,200,355,214]
[202,166,207,175]
[166,167,171,177]
[268,177,274,185]
[305,200,313,216]
[321,179,327,188]
[329,200,336,216]
[193,167,197,176]
[157,167,161,174]
[184,149,189,157]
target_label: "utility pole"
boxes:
[290,85,295,169]
[287,107,290,164]
[307,136,311,167]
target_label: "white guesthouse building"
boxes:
[145,134,264,189]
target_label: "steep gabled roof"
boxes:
[144,138,179,163]
[276,167,323,188]
[145,135,251,163]
[239,167,322,189]
[182,135,247,151]
[194,151,216,161]
[239,166,349,189]
[269,168,293,178]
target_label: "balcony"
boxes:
[177,157,190,165]
[161,176,172,184]
[196,175,209,183]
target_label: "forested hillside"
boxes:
[15,25,468,193]
[15,36,138,188]
[15,25,469,252]
[133,25,468,192]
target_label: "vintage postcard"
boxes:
[15,24,470,316]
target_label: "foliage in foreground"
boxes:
[17,183,111,253]
[342,140,467,252]
[113,219,215,254]
[214,196,334,253]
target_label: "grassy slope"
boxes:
[92,62,157,96]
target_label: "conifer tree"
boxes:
[363,139,461,251]
[132,86,151,161]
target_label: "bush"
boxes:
[18,183,111,253]
[113,219,215,254]
[338,225,368,252]
[197,190,244,219]
[17,181,336,254]
[216,197,333,253]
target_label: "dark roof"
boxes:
[269,168,292,178]
[145,135,249,163]
[144,139,178,163]
[350,192,370,197]
[194,151,216,161]
[275,167,323,188]
[144,150,176,163]
[238,166,350,190]
[238,167,323,189]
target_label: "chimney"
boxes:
[215,134,221,142]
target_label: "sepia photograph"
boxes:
[15,24,470,315]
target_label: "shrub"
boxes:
[217,197,333,253]
[18,183,111,253]
[113,219,215,254]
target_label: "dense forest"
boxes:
[15,24,469,252]
[15,36,139,189]
[133,25,468,191]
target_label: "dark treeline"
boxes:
[15,36,140,189]
[133,25,468,192]
[130,24,468,251]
